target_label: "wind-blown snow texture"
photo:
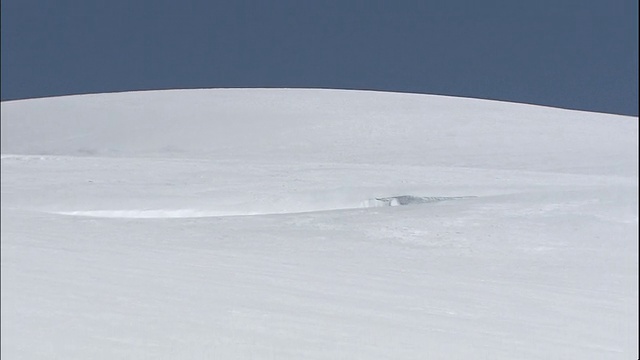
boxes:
[1,89,638,359]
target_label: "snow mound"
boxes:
[1,88,636,175]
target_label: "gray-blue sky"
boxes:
[2,0,638,115]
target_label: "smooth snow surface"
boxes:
[1,89,638,359]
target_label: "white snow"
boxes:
[1,89,638,359]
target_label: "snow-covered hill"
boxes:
[1,89,638,359]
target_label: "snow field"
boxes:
[1,89,638,359]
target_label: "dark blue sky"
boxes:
[2,0,638,115]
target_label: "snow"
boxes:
[1,89,638,359]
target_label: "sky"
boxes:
[1,0,638,116]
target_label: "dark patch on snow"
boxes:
[373,195,474,207]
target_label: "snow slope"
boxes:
[1,89,638,359]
